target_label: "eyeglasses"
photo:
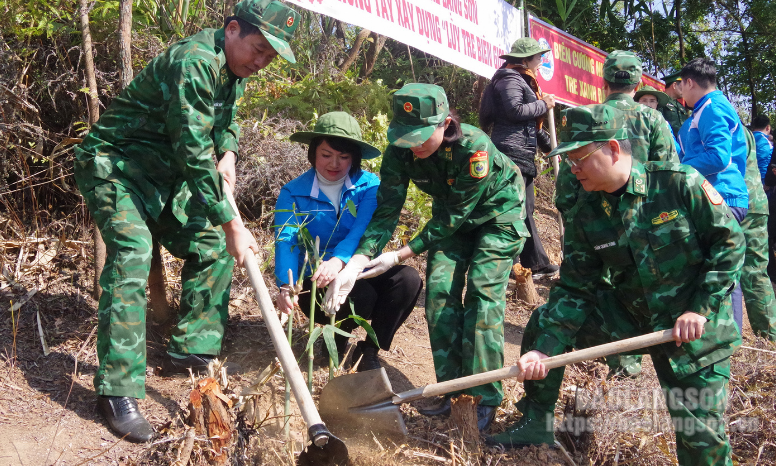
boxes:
[564,142,607,168]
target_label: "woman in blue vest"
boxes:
[273,112,422,371]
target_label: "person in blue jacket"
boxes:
[752,115,773,183]
[677,57,748,331]
[273,112,422,371]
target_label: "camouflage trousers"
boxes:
[739,213,776,340]
[520,307,733,466]
[425,221,525,406]
[83,181,234,399]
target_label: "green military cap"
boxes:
[290,111,382,159]
[663,70,682,86]
[548,105,629,157]
[233,0,299,63]
[603,50,642,85]
[634,85,670,107]
[500,37,551,60]
[387,83,449,148]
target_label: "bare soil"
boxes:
[1,173,775,465]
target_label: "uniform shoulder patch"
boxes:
[701,180,723,205]
[469,151,489,179]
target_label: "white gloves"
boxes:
[323,255,370,315]
[358,251,401,280]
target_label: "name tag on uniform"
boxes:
[594,241,616,251]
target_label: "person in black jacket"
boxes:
[480,38,559,279]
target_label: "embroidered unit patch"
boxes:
[469,151,488,178]
[701,180,723,205]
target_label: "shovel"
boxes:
[224,185,348,465]
[319,329,676,439]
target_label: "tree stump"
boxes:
[513,264,540,305]
[147,241,174,325]
[188,378,234,465]
[448,394,482,459]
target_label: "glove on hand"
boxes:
[358,251,401,280]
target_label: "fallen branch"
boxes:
[8,287,38,313]
[741,345,776,355]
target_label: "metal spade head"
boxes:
[296,429,349,466]
[318,368,408,439]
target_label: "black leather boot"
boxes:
[97,396,154,442]
[351,341,381,372]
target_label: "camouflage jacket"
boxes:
[744,128,768,215]
[354,124,528,257]
[660,97,689,137]
[535,161,743,377]
[555,94,679,214]
[74,28,243,226]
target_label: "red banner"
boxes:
[529,16,664,108]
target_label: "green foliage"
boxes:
[243,72,393,123]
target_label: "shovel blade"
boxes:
[319,368,407,439]
[297,433,349,466]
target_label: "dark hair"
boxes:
[224,16,262,38]
[680,58,717,89]
[521,53,542,65]
[307,137,363,176]
[752,114,771,130]
[604,78,638,94]
[440,108,463,148]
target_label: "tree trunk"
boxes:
[339,28,370,74]
[512,264,540,305]
[118,0,133,88]
[359,32,387,79]
[675,0,686,63]
[448,394,482,458]
[472,76,487,115]
[188,378,234,465]
[79,0,105,300]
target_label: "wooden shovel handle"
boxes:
[224,185,325,431]
[394,329,675,404]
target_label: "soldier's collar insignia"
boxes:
[701,180,724,205]
[601,198,612,217]
[651,210,679,225]
[287,16,295,27]
[404,102,413,112]
[443,146,453,160]
[632,171,647,195]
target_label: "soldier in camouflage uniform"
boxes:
[327,84,528,432]
[659,71,690,137]
[555,51,679,378]
[74,0,299,442]
[740,128,776,339]
[487,105,743,466]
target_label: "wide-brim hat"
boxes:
[387,83,449,148]
[234,0,299,63]
[500,37,551,60]
[634,85,670,108]
[290,111,382,160]
[547,105,629,157]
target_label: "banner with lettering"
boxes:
[284,0,523,78]
[529,16,664,107]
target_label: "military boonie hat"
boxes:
[387,83,449,148]
[500,37,551,60]
[603,50,642,85]
[233,0,299,63]
[634,85,669,108]
[663,70,682,86]
[547,105,628,157]
[290,111,382,160]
